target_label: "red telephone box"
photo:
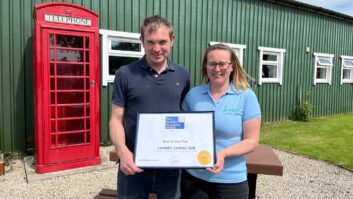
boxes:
[33,2,100,173]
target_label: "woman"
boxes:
[181,44,261,199]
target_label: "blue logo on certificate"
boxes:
[165,116,185,129]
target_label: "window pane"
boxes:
[343,69,351,79]
[344,60,353,67]
[262,65,277,78]
[111,41,141,52]
[317,58,331,65]
[263,54,277,61]
[316,68,327,79]
[109,56,140,75]
[56,34,83,48]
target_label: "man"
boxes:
[109,15,190,199]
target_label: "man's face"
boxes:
[141,24,175,68]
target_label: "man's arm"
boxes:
[109,104,143,175]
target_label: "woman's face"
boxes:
[206,49,233,87]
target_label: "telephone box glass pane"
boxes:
[85,50,89,62]
[50,34,54,46]
[56,50,84,62]
[57,133,85,146]
[86,92,90,102]
[86,118,90,129]
[51,106,56,118]
[86,79,90,89]
[51,135,56,147]
[86,132,90,143]
[50,78,55,90]
[86,64,90,76]
[58,119,85,132]
[50,49,55,61]
[57,92,84,104]
[56,35,83,48]
[57,106,85,118]
[51,120,56,132]
[50,92,56,104]
[85,37,89,48]
[57,78,84,90]
[57,64,84,76]
[50,63,55,75]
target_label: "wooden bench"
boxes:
[96,145,283,199]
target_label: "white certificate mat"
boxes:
[134,112,215,168]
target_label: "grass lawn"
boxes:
[260,113,353,170]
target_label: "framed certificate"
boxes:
[134,112,215,168]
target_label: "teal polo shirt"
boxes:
[181,82,261,183]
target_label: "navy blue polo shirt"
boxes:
[112,56,190,151]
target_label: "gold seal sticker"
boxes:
[197,150,212,165]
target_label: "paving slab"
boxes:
[24,146,116,183]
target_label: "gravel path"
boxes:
[0,146,352,199]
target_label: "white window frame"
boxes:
[99,29,144,86]
[258,47,286,85]
[340,55,353,84]
[209,42,246,66]
[313,53,334,85]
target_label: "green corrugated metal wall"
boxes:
[1,0,353,152]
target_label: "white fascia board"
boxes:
[313,52,334,58]
[258,47,286,53]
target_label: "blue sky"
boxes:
[296,0,353,17]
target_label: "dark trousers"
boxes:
[118,169,180,199]
[180,170,249,199]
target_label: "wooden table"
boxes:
[0,153,4,176]
[98,145,283,199]
[245,145,283,199]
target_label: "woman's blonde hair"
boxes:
[201,43,249,90]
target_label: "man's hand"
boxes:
[118,147,143,175]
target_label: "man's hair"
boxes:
[140,15,174,39]
[201,43,250,90]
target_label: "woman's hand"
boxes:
[207,151,226,174]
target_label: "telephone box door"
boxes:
[43,29,96,164]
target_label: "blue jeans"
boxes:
[117,168,180,199]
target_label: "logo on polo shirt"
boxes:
[165,116,185,129]
[223,107,241,115]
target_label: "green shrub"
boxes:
[292,91,313,121]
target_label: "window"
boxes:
[99,29,144,86]
[340,56,353,84]
[258,47,286,85]
[209,42,246,66]
[313,53,334,85]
